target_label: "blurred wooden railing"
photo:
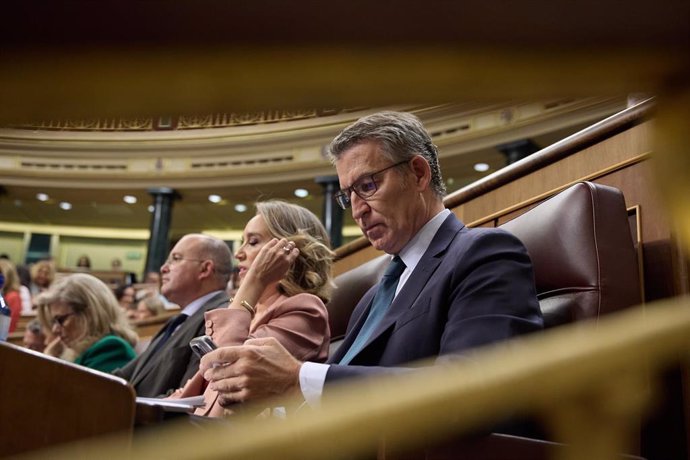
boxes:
[24,297,690,460]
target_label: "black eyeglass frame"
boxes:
[52,312,77,327]
[334,160,409,210]
[163,254,207,266]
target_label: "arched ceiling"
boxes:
[0,98,626,238]
[1,1,686,241]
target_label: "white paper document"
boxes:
[136,395,205,413]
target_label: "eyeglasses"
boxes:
[164,254,206,266]
[52,312,76,327]
[334,160,409,210]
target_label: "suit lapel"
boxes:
[360,215,464,353]
[130,320,173,385]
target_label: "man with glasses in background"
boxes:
[114,234,233,397]
[201,111,543,411]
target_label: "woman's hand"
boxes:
[245,238,299,287]
[43,336,65,358]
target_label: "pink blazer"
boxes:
[172,291,330,417]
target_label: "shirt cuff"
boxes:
[299,362,329,407]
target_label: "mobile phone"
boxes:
[189,335,218,359]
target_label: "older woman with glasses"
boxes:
[36,273,138,373]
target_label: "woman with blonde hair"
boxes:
[36,273,138,373]
[134,294,166,321]
[0,259,23,333]
[29,260,55,296]
[171,200,334,416]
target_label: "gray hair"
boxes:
[26,319,44,335]
[327,111,446,198]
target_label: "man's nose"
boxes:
[351,192,369,221]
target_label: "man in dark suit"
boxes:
[114,233,232,397]
[200,111,543,406]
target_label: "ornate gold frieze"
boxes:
[10,118,155,131]
[8,109,362,132]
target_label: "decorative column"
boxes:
[315,175,344,249]
[497,139,540,165]
[145,187,179,274]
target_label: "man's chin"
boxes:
[369,238,395,254]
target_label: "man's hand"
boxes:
[200,336,303,407]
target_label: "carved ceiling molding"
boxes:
[6,108,368,132]
[0,98,625,190]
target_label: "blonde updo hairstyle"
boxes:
[36,273,138,355]
[255,200,336,303]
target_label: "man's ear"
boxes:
[198,260,215,280]
[409,155,432,191]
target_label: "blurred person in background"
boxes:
[114,284,138,321]
[76,255,92,270]
[143,270,161,285]
[114,284,136,310]
[36,273,137,373]
[0,259,23,332]
[14,264,34,314]
[111,257,123,271]
[29,260,55,297]
[138,270,177,310]
[135,294,166,321]
[23,318,47,352]
[111,257,137,285]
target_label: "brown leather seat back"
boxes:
[326,181,642,350]
[500,181,642,327]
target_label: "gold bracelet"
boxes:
[240,300,256,318]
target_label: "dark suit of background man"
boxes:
[114,234,232,397]
[201,111,543,407]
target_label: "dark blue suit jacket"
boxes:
[326,213,543,382]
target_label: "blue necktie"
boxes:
[150,313,188,355]
[339,256,406,365]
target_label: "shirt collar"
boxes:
[397,208,451,271]
[180,290,224,317]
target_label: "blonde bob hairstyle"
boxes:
[36,273,137,354]
[30,260,56,288]
[255,200,336,303]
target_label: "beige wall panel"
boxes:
[58,236,147,277]
[0,231,25,263]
